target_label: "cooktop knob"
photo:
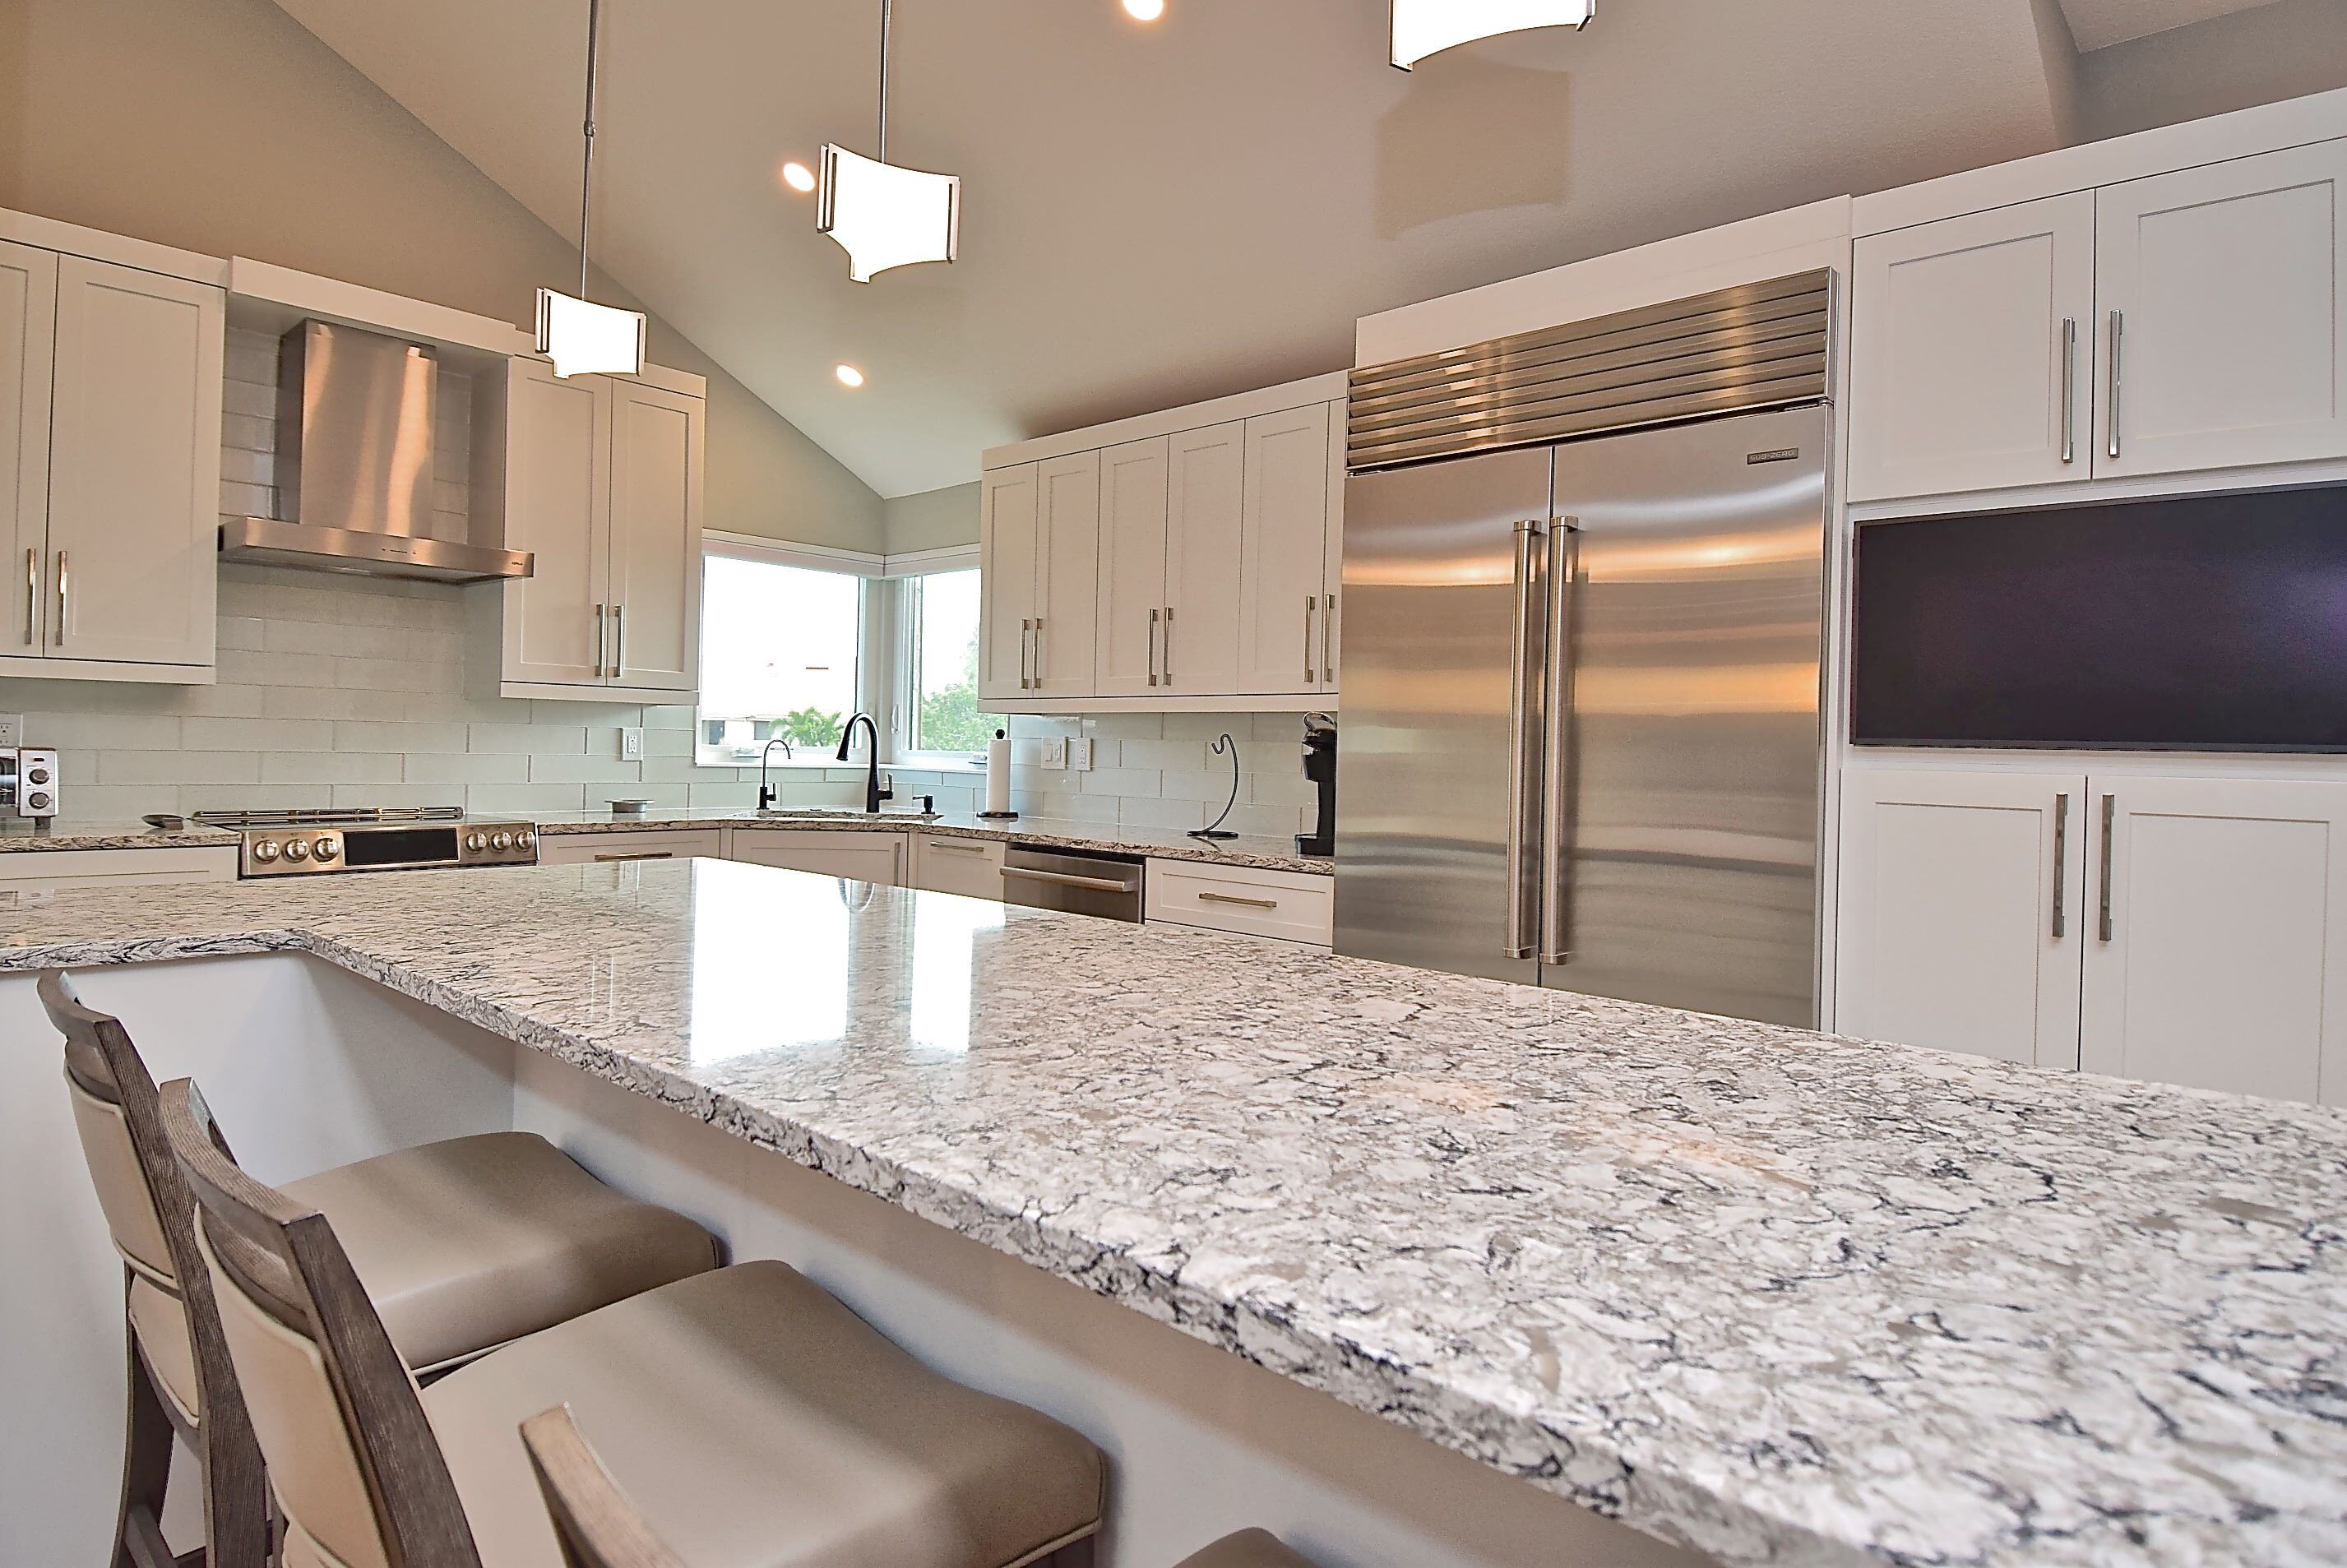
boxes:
[25,791,50,811]
[515,828,536,850]
[465,831,487,852]
[25,767,48,784]
[283,839,311,863]
[491,830,513,851]
[312,838,340,862]
[252,839,281,863]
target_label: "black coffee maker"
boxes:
[1297,713,1336,857]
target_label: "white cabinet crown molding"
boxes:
[0,206,227,288]
[984,372,1349,472]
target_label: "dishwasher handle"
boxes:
[999,864,1140,895]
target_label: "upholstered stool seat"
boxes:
[418,1260,1104,1568]
[1174,1530,1321,1568]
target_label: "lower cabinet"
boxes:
[1145,859,1334,948]
[909,833,1007,900]
[537,830,725,866]
[0,846,236,899]
[1837,767,2347,1105]
[729,829,905,886]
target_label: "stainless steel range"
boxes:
[192,806,540,878]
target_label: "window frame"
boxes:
[693,533,881,770]
[886,547,987,772]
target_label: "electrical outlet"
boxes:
[1040,737,1069,770]
[618,727,645,761]
[1068,737,1095,770]
[0,715,21,748]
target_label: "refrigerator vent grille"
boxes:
[1346,270,1831,472]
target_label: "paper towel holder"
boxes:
[978,728,1019,820]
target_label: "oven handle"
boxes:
[999,865,1139,895]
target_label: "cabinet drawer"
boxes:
[912,834,1007,900]
[1145,858,1332,947]
[0,844,237,898]
[729,829,906,885]
[537,830,724,866]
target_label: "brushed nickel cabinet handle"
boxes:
[1032,616,1044,689]
[53,551,67,648]
[2106,310,2124,461]
[928,840,988,856]
[2059,317,2077,465]
[1303,594,1317,684]
[1163,605,1174,682]
[1018,617,1033,689]
[1148,607,1160,687]
[1322,591,1336,682]
[2051,792,2069,939]
[594,603,607,675]
[611,603,626,678]
[594,851,674,862]
[22,548,34,646]
[1199,890,1278,910]
[2098,793,2117,943]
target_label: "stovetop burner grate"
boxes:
[192,805,467,829]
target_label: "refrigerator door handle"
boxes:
[1538,520,1580,965]
[1504,519,1545,960]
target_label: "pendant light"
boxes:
[1390,0,1595,72]
[818,0,961,284]
[535,0,646,377]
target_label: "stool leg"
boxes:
[113,1307,174,1568]
[197,1391,273,1568]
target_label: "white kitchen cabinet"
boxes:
[2095,141,2347,479]
[1237,403,1336,695]
[536,830,724,866]
[1848,194,2095,502]
[1835,769,2086,1070]
[978,464,1039,703]
[482,358,704,701]
[1094,437,1169,698]
[1163,423,1244,696]
[0,846,236,898]
[979,455,1098,702]
[729,828,905,886]
[0,253,223,676]
[1146,858,1334,948]
[2081,777,2347,1104]
[910,832,1007,900]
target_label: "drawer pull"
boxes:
[1198,890,1278,910]
[928,840,989,856]
[594,851,674,862]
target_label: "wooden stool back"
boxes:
[520,1404,689,1568]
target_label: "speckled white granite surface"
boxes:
[532,807,1331,875]
[0,817,242,853]
[5,858,2345,1568]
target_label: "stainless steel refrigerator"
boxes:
[1335,274,1831,1027]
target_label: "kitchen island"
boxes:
[3,858,2344,1568]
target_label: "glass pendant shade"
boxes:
[817,144,961,284]
[535,288,646,378]
[1390,0,1595,70]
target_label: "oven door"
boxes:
[998,845,1144,923]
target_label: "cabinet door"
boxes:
[910,833,1007,900]
[607,378,703,692]
[501,361,611,687]
[2096,141,2347,478]
[1094,437,1169,697]
[0,243,55,655]
[1238,405,1335,694]
[1163,422,1244,695]
[1848,194,2095,502]
[1030,451,1100,699]
[44,257,221,667]
[978,464,1038,702]
[2082,776,2347,1105]
[535,830,725,866]
[729,829,905,885]
[1834,768,2086,1068]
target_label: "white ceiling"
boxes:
[275,1,2077,498]
[2059,0,2281,52]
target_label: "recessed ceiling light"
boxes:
[781,160,817,193]
[836,363,866,388]
[1123,0,1165,20]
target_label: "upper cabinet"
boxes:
[0,243,221,679]
[479,358,704,701]
[977,373,1346,713]
[1849,137,2347,504]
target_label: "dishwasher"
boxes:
[998,843,1146,923]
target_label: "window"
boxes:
[899,569,988,762]
[697,549,864,765]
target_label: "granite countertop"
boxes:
[4,859,2345,1567]
[530,808,1331,876]
[0,817,242,853]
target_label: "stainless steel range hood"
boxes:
[218,320,532,584]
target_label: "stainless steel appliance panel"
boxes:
[1335,446,1553,983]
[1547,405,1826,1025]
[999,844,1145,923]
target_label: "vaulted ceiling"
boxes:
[270,2,2192,498]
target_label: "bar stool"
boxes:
[40,972,724,1568]
[160,1072,1109,1568]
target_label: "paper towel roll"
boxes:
[983,729,1015,816]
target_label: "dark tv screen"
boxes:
[1851,487,2347,751]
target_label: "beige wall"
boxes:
[2076,0,2347,142]
[883,482,981,556]
[0,0,884,552]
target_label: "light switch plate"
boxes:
[1040,737,1069,770]
[618,727,645,760]
[1068,737,1095,770]
[0,715,22,749]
